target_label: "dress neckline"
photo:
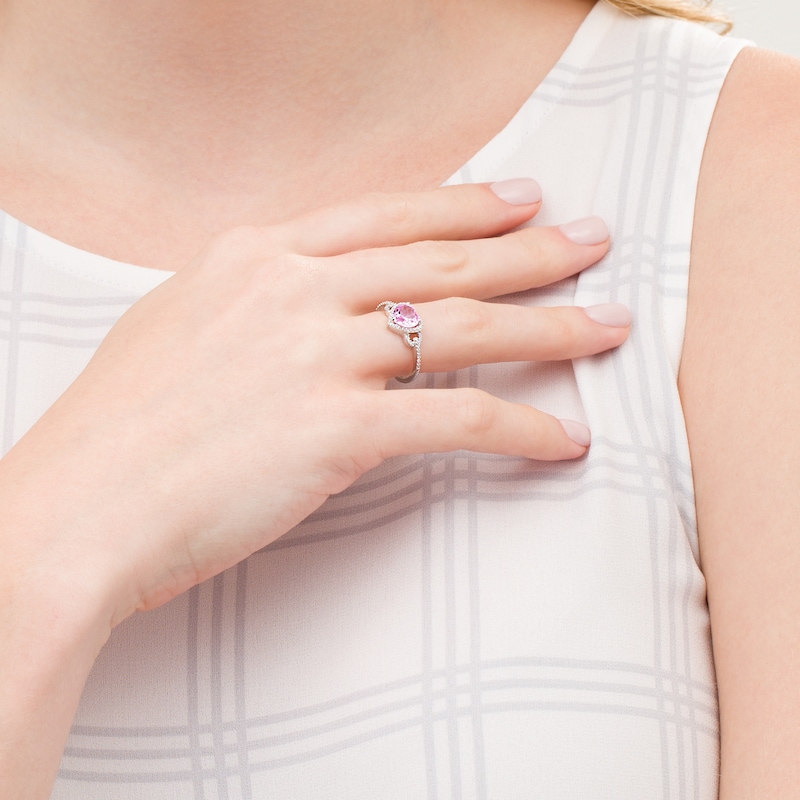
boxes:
[444,0,616,185]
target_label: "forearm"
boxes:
[0,563,111,799]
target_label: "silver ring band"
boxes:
[377,301,422,383]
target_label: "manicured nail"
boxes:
[583,303,631,327]
[559,216,609,245]
[559,419,591,447]
[489,178,543,205]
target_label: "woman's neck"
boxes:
[0,0,596,267]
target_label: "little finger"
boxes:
[371,387,591,461]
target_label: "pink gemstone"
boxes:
[392,303,420,328]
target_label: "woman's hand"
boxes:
[5,179,627,623]
[0,180,627,799]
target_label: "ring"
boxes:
[377,301,423,383]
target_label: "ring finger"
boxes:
[354,299,631,380]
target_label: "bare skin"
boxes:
[682,47,800,799]
[0,0,797,797]
[0,0,594,267]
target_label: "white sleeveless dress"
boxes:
[0,4,748,798]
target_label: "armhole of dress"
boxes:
[664,33,752,375]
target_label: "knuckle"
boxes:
[342,394,392,468]
[550,311,581,351]
[443,296,491,339]
[415,239,469,276]
[360,192,415,232]
[514,228,548,265]
[453,388,495,439]
[286,254,329,295]
[253,254,329,306]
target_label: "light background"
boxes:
[725,0,800,57]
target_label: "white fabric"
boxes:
[0,4,748,798]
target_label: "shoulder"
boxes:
[680,46,800,798]
[684,46,800,411]
[685,46,800,396]
[686,47,800,357]
[697,46,800,209]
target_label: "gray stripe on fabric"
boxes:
[186,585,206,799]
[210,574,229,800]
[289,443,689,500]
[628,24,716,796]
[233,560,253,800]
[443,368,462,800]
[420,369,438,800]
[297,453,692,518]
[657,33,692,798]
[468,371,487,800]
[644,26,682,798]
[5,333,105,349]
[564,67,734,95]
[263,483,676,553]
[2,222,24,455]
[650,28,711,796]
[302,455,657,514]
[67,657,717,737]
[276,430,691,511]
[549,54,739,79]
[542,62,731,95]
[58,697,717,784]
[535,81,731,109]
[686,540,703,798]
[62,662,719,777]
[0,290,139,306]
[291,466,690,518]
[64,669,717,763]
[68,654,717,735]
[310,458,428,497]
[607,22,672,799]
[0,311,122,327]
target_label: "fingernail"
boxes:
[489,178,543,205]
[583,303,631,327]
[559,419,591,448]
[559,216,609,245]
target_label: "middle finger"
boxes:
[331,216,610,312]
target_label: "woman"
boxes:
[1,0,798,797]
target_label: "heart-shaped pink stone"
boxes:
[392,303,420,328]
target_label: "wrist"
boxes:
[0,419,149,631]
[0,523,115,800]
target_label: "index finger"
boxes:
[272,179,543,257]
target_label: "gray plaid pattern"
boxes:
[0,4,748,798]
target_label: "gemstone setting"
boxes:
[376,301,423,383]
[391,303,421,329]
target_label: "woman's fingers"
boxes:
[371,387,590,461]
[271,180,543,256]
[331,217,610,310]
[354,300,630,379]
